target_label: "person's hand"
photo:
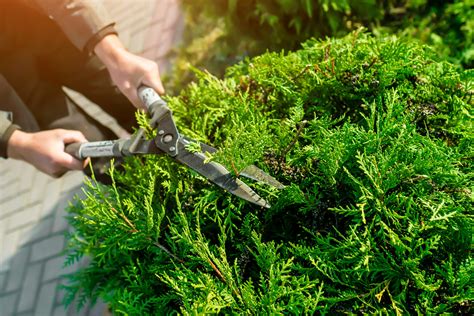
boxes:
[94,34,165,110]
[7,129,88,177]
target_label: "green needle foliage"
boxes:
[64,31,473,314]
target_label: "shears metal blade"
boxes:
[65,86,283,208]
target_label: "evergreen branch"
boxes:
[153,242,183,263]
[279,120,308,165]
[207,258,241,299]
[111,207,138,233]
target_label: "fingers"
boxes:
[58,129,88,170]
[56,152,85,171]
[135,61,165,109]
[61,130,88,144]
[141,66,165,95]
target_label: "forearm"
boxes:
[6,129,87,177]
[92,34,165,109]
[94,34,126,66]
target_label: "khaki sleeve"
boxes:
[29,0,117,53]
[0,112,19,158]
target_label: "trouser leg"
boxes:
[0,75,39,133]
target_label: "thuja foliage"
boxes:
[64,31,473,314]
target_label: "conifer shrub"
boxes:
[64,31,473,314]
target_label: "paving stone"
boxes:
[43,256,78,283]
[0,261,8,275]
[17,164,37,192]
[0,231,20,273]
[5,247,30,292]
[52,212,69,234]
[59,172,84,193]
[17,262,42,313]
[38,179,62,218]
[30,235,65,263]
[0,292,19,316]
[18,217,54,247]
[0,192,29,220]
[33,281,57,316]
[0,271,6,291]
[0,178,18,192]
[7,207,39,232]
[0,217,7,238]
[28,173,50,205]
[53,306,67,316]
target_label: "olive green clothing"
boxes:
[18,0,116,53]
[0,0,135,158]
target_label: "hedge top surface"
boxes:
[64,31,473,315]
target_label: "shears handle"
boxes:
[65,140,124,159]
[65,86,157,159]
[137,85,166,112]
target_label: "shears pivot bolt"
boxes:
[163,134,173,143]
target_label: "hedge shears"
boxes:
[65,86,283,208]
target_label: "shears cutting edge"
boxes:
[65,86,284,208]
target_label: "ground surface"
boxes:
[0,1,183,315]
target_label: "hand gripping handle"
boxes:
[65,140,121,159]
[138,85,167,112]
[65,143,82,159]
[65,86,163,159]
[137,85,180,156]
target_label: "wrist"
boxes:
[7,130,29,160]
[94,34,127,68]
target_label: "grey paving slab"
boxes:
[0,272,6,292]
[4,247,29,293]
[17,217,54,247]
[30,235,65,263]
[53,306,66,316]
[0,231,20,273]
[0,293,18,316]
[43,256,76,283]
[33,281,57,316]
[17,262,43,313]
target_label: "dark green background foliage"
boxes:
[64,32,473,314]
[169,0,473,93]
[181,0,473,61]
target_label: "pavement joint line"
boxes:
[4,246,30,293]
[28,234,68,263]
[0,177,18,187]
[6,204,45,233]
[0,189,29,207]
[29,261,46,314]
[12,243,32,315]
[13,231,66,250]
[4,203,49,232]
